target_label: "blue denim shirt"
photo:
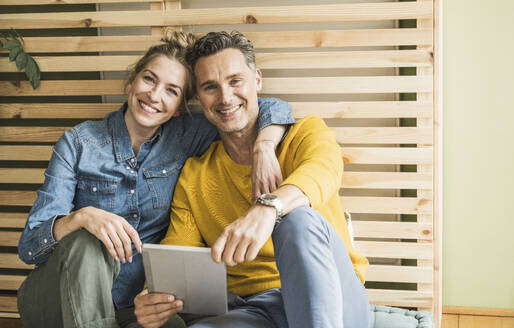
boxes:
[18,97,294,308]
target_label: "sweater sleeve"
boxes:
[280,116,343,208]
[161,171,205,247]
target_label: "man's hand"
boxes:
[211,204,277,266]
[251,140,283,202]
[134,289,183,328]
[54,206,142,263]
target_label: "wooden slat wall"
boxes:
[0,0,441,323]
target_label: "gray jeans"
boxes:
[17,229,185,328]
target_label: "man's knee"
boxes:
[273,206,327,241]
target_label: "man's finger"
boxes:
[221,230,241,266]
[233,239,251,264]
[245,241,261,262]
[212,231,229,263]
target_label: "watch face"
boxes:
[262,194,277,201]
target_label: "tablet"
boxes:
[142,243,228,315]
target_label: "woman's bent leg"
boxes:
[18,229,120,328]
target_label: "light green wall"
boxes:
[443,0,514,309]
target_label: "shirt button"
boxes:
[28,251,32,256]
[130,189,135,194]
[92,187,97,192]
[131,171,135,174]
[44,239,48,243]
[162,169,167,174]
[126,166,130,170]
[133,214,138,218]
[130,158,135,163]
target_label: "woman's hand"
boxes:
[134,289,183,328]
[54,206,142,263]
[251,140,283,202]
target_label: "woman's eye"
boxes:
[167,88,178,96]
[143,76,154,83]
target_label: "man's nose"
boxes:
[219,85,233,105]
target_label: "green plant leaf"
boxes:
[9,46,23,62]
[16,52,29,70]
[4,39,22,51]
[25,56,41,90]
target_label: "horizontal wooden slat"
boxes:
[0,101,433,119]
[0,275,25,291]
[367,289,433,308]
[0,213,28,229]
[0,168,432,189]
[335,127,433,144]
[341,196,432,215]
[0,50,432,72]
[0,127,434,147]
[353,221,433,240]
[342,147,432,165]
[0,296,18,313]
[0,145,432,165]
[0,254,34,270]
[0,29,432,54]
[292,101,433,119]
[0,2,432,29]
[0,76,432,96]
[3,0,152,4]
[0,311,20,318]
[366,265,433,284]
[0,191,37,207]
[0,127,68,143]
[354,240,432,259]
[0,103,118,119]
[0,232,21,247]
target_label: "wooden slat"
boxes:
[0,146,53,161]
[0,127,68,143]
[342,172,432,189]
[342,147,432,165]
[0,101,433,119]
[0,296,17,313]
[354,241,432,259]
[0,127,433,145]
[366,265,432,284]
[0,276,25,291]
[0,50,432,72]
[0,254,33,270]
[0,311,20,318]
[0,76,433,96]
[0,103,118,119]
[292,101,433,119]
[4,0,154,4]
[367,289,433,308]
[0,232,21,247]
[341,196,432,215]
[335,127,433,144]
[0,2,433,29]
[0,29,432,54]
[0,191,37,207]
[0,168,432,189]
[353,221,433,240]
[0,213,27,229]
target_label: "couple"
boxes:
[18,31,370,328]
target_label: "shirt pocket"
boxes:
[75,176,119,211]
[143,161,183,209]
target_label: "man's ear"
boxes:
[255,68,263,92]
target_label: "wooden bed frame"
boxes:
[0,0,442,326]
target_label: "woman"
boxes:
[17,31,293,328]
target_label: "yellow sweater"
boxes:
[162,116,368,296]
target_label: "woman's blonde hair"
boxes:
[125,30,197,111]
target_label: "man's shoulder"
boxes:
[289,115,328,135]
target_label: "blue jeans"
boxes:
[185,206,371,328]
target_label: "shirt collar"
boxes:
[110,103,163,163]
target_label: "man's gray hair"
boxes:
[186,31,256,73]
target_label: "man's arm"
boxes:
[212,116,343,266]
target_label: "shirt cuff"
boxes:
[35,214,61,256]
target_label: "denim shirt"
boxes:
[18,97,294,308]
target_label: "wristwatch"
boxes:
[255,193,283,219]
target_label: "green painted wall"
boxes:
[443,0,514,309]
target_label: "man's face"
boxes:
[194,48,262,134]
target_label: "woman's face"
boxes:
[125,55,188,135]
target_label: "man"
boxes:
[135,31,370,328]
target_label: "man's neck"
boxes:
[220,121,258,165]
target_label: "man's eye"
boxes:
[231,79,241,85]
